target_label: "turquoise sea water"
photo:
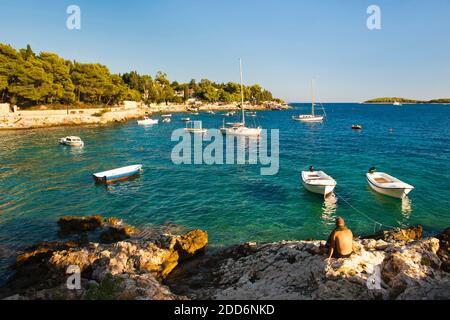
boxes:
[1,103,449,282]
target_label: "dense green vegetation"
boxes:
[0,43,281,107]
[365,97,450,104]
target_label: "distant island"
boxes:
[364,97,450,104]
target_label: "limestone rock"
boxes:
[174,229,208,261]
[58,215,104,234]
[367,225,423,242]
[99,226,136,244]
[436,227,450,272]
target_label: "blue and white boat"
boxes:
[93,165,142,183]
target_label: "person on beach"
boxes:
[326,217,358,261]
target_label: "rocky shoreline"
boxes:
[1,216,449,300]
[0,102,287,130]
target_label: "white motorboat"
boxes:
[59,136,84,147]
[393,101,402,106]
[93,164,142,184]
[162,118,171,123]
[292,80,324,122]
[181,117,191,122]
[220,59,262,137]
[366,168,414,199]
[161,114,172,118]
[137,117,158,125]
[301,169,336,197]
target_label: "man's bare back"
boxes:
[330,228,353,256]
[327,217,356,259]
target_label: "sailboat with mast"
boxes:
[220,59,262,137]
[292,80,324,122]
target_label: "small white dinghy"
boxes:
[301,167,337,198]
[366,167,414,199]
[59,136,84,147]
[137,117,158,125]
[93,165,142,184]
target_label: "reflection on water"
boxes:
[321,193,338,223]
[401,197,412,217]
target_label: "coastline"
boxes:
[1,216,449,300]
[0,102,288,131]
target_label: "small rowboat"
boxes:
[59,136,84,147]
[301,170,336,197]
[93,165,142,184]
[352,124,362,130]
[181,117,191,122]
[366,171,414,199]
[137,117,158,125]
[162,118,171,123]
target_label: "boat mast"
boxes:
[239,58,245,126]
[311,79,315,116]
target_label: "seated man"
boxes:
[326,217,357,260]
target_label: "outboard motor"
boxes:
[368,166,376,174]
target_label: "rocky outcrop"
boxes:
[2,222,449,300]
[58,215,104,234]
[174,229,208,261]
[99,226,136,244]
[363,225,423,241]
[1,226,208,300]
[436,228,450,272]
[167,234,450,300]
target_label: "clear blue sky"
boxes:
[1,0,449,102]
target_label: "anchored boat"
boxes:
[137,117,158,125]
[292,80,325,122]
[59,136,84,147]
[220,59,262,137]
[93,165,142,184]
[366,167,414,199]
[301,168,337,198]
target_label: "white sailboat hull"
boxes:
[301,171,336,197]
[293,115,324,122]
[220,126,261,136]
[366,172,414,199]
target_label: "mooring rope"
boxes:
[334,191,398,232]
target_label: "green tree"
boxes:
[40,52,75,104]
